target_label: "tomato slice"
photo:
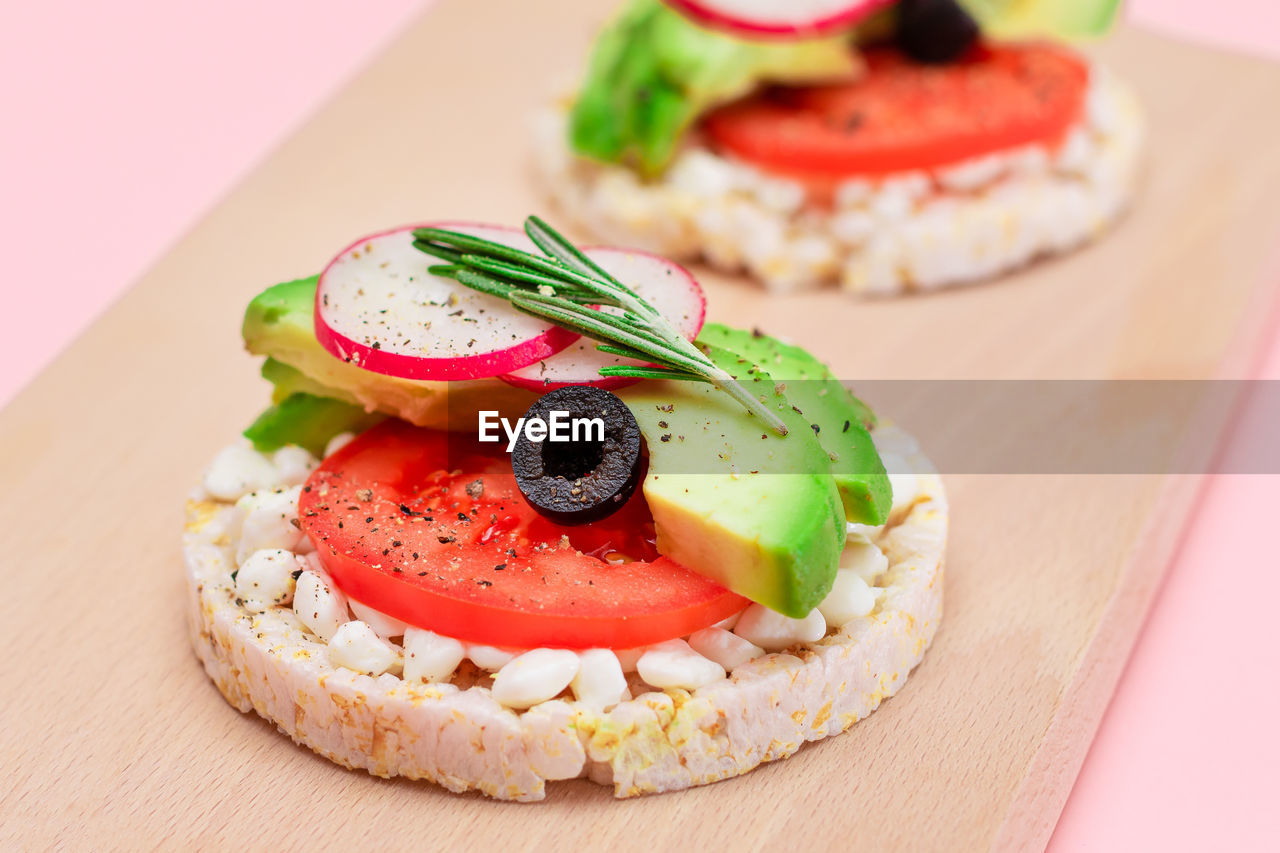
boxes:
[298,420,747,649]
[701,44,1089,181]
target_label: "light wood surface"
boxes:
[3,2,1280,850]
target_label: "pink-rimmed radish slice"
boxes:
[314,223,580,381]
[500,248,705,392]
[664,0,891,37]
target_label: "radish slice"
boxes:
[665,0,891,37]
[500,248,705,392]
[314,224,579,381]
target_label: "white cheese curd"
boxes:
[323,432,356,458]
[348,599,408,638]
[571,649,629,711]
[636,639,726,690]
[234,485,303,565]
[234,548,299,613]
[687,627,763,672]
[882,171,932,200]
[402,628,466,683]
[733,604,827,651]
[666,148,739,198]
[870,190,913,226]
[693,204,746,270]
[817,570,877,628]
[468,644,519,671]
[328,620,399,676]
[203,444,279,501]
[755,176,805,214]
[292,569,350,641]
[830,209,876,246]
[491,650,580,710]
[937,152,1008,192]
[1007,145,1051,176]
[834,178,873,208]
[271,445,315,486]
[840,538,890,587]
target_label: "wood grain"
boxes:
[2,2,1279,850]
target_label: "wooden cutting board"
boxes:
[3,2,1279,850]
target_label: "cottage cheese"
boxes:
[534,64,1143,295]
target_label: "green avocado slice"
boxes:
[618,342,846,618]
[960,0,1121,39]
[697,324,891,526]
[261,357,359,406]
[243,392,384,457]
[569,0,860,175]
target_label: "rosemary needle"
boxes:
[412,217,789,436]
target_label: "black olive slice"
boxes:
[511,385,644,526]
[897,0,980,65]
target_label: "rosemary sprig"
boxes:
[412,216,789,435]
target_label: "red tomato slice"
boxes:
[701,45,1089,181]
[298,420,747,649]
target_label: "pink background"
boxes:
[2,1,1276,848]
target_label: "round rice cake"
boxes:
[183,429,946,800]
[533,62,1142,295]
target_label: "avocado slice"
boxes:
[697,324,892,526]
[570,0,861,175]
[244,392,384,457]
[242,277,535,429]
[618,343,846,618]
[261,357,358,406]
[959,0,1120,39]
